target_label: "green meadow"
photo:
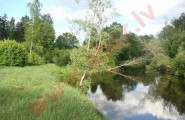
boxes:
[0,64,105,120]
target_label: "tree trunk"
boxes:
[30,40,33,55]
[80,71,86,86]
[96,31,102,55]
[30,18,34,55]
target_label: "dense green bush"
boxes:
[52,49,71,66]
[146,53,171,72]
[28,52,45,65]
[0,40,27,66]
[174,51,185,76]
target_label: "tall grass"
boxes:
[0,64,105,120]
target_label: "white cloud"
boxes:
[55,28,70,37]
[34,0,185,37]
[115,0,184,20]
[41,3,87,37]
[42,5,87,23]
[114,0,185,35]
[139,23,164,35]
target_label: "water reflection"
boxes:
[87,68,185,120]
[90,72,138,101]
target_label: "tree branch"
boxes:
[108,70,138,82]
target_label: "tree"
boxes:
[26,0,42,55]
[172,13,185,32]
[55,32,78,49]
[140,34,154,40]
[25,0,55,63]
[40,14,55,51]
[0,14,8,40]
[158,13,185,58]
[15,15,30,42]
[70,0,117,86]
[8,17,16,40]
[40,14,55,62]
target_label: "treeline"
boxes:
[0,14,27,42]
[0,0,79,66]
[0,0,184,78]
[148,13,185,76]
[121,13,185,77]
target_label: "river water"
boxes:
[87,68,185,120]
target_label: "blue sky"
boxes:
[0,0,185,39]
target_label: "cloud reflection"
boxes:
[88,84,185,120]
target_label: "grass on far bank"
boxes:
[0,64,105,120]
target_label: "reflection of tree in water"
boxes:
[116,75,137,93]
[91,85,98,93]
[122,67,157,86]
[91,72,138,101]
[100,82,123,101]
[147,75,185,115]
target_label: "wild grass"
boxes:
[0,64,105,120]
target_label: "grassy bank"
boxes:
[0,64,105,120]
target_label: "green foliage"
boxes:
[55,32,78,49]
[28,52,44,65]
[60,65,92,94]
[159,25,180,58]
[154,12,185,76]
[0,40,27,66]
[70,47,115,75]
[52,49,71,66]
[158,13,185,58]
[103,22,143,63]
[59,47,115,88]
[60,66,81,87]
[125,33,143,58]
[26,0,55,63]
[146,53,171,72]
[0,14,9,40]
[174,51,185,76]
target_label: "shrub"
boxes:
[52,49,71,66]
[28,52,45,65]
[59,47,115,90]
[70,47,115,75]
[0,40,27,66]
[146,53,171,73]
[174,51,185,76]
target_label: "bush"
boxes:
[0,40,27,66]
[59,47,115,90]
[174,51,185,76]
[146,53,171,73]
[28,52,45,65]
[70,47,115,74]
[52,49,71,66]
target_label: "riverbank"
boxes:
[0,64,105,120]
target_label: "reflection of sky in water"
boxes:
[87,84,185,120]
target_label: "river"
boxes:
[87,67,185,120]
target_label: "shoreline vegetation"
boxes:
[0,0,185,119]
[0,64,105,120]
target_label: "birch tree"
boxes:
[70,0,117,86]
[26,0,42,55]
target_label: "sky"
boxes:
[0,0,185,39]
